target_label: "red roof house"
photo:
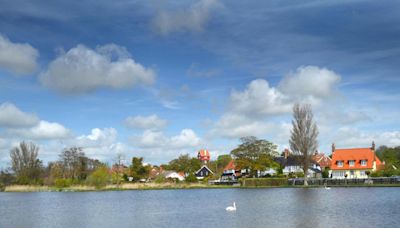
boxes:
[331,142,382,179]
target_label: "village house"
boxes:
[220,160,240,181]
[275,149,322,178]
[330,142,382,179]
[195,165,214,179]
[195,149,213,179]
[312,151,331,170]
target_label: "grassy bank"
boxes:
[3,182,236,192]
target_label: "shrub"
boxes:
[54,178,73,188]
[154,175,166,183]
[185,173,198,183]
[86,166,110,189]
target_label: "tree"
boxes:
[230,136,278,177]
[289,103,319,186]
[113,153,125,187]
[86,166,110,189]
[129,157,150,181]
[58,147,102,181]
[167,154,201,175]
[10,141,43,184]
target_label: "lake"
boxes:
[1,187,399,228]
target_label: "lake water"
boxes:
[1,187,399,228]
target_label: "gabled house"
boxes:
[195,165,214,179]
[331,142,382,179]
[312,152,331,170]
[275,149,322,178]
[220,160,240,181]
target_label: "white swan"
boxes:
[324,186,331,190]
[226,202,236,211]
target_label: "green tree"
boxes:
[230,136,278,177]
[168,154,201,174]
[86,166,110,189]
[129,157,150,181]
[10,141,43,184]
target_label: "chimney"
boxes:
[332,143,336,153]
[284,149,289,159]
[371,141,375,151]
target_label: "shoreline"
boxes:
[3,183,400,192]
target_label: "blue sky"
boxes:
[1,0,400,168]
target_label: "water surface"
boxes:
[1,187,399,228]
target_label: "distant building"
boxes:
[330,142,382,179]
[163,171,185,181]
[197,149,211,164]
[275,149,322,178]
[195,165,214,179]
[220,160,243,181]
[312,152,332,170]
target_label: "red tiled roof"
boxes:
[331,147,382,170]
[312,153,331,168]
[224,160,236,171]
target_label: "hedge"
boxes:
[241,178,288,187]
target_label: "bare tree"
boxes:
[10,141,43,183]
[289,103,319,186]
[113,153,125,188]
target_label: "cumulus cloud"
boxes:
[125,114,167,130]
[40,44,155,94]
[131,128,201,149]
[0,34,39,75]
[152,0,221,35]
[0,102,39,128]
[230,79,292,116]
[208,66,345,140]
[7,120,72,140]
[279,65,341,103]
[75,128,118,148]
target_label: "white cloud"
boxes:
[75,128,118,148]
[0,102,39,128]
[152,0,221,35]
[332,127,400,149]
[125,114,167,130]
[7,120,71,140]
[279,65,341,103]
[131,128,201,149]
[39,44,155,94]
[170,129,201,148]
[0,34,39,75]
[230,79,292,116]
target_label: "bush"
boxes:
[154,175,166,183]
[242,178,288,187]
[185,173,198,183]
[54,178,73,188]
[86,166,110,189]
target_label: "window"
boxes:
[361,160,367,166]
[337,161,344,167]
[350,171,354,176]
[349,160,355,167]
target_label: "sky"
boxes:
[0,0,400,168]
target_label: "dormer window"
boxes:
[337,161,344,167]
[349,160,355,167]
[361,160,367,166]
